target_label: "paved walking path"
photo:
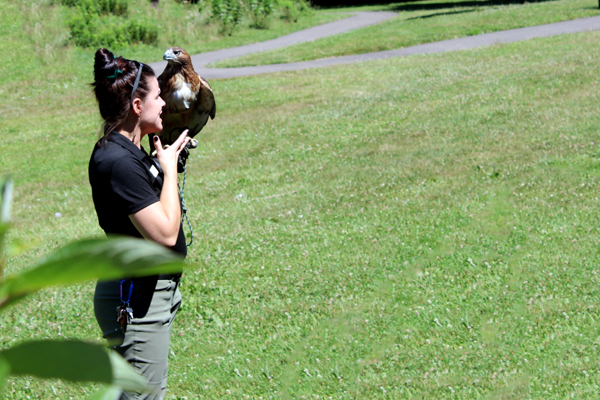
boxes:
[149,13,600,80]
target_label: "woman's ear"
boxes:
[132,97,143,117]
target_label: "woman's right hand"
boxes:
[154,130,190,176]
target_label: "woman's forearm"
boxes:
[129,170,181,247]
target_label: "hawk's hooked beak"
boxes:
[163,49,175,62]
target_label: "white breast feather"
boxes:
[168,76,196,112]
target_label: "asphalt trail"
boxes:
[149,13,600,79]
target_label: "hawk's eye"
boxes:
[174,51,180,55]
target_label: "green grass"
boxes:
[212,0,600,67]
[3,0,600,398]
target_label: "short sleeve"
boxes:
[109,156,159,215]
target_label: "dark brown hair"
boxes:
[91,48,156,139]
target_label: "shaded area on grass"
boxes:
[312,0,557,9]
[391,0,559,12]
[405,8,475,20]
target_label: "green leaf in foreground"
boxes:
[0,340,148,393]
[107,351,150,391]
[0,356,9,393]
[0,340,145,391]
[0,178,13,223]
[1,340,112,382]
[0,236,185,309]
[1,178,14,278]
[87,386,122,400]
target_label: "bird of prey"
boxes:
[156,47,216,146]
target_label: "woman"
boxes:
[89,48,189,400]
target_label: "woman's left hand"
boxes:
[154,130,190,177]
[130,130,190,247]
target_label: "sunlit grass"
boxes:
[2,0,600,398]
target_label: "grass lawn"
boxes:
[212,0,600,67]
[2,0,600,398]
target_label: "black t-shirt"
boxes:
[88,132,187,257]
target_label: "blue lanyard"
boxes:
[119,280,133,304]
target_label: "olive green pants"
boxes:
[94,275,182,400]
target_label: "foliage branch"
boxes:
[210,0,245,35]
[57,0,313,46]
[248,0,274,29]
[58,0,158,48]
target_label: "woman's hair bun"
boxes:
[94,48,119,82]
[91,47,156,138]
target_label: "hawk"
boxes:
[156,47,216,146]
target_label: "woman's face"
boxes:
[140,77,165,136]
